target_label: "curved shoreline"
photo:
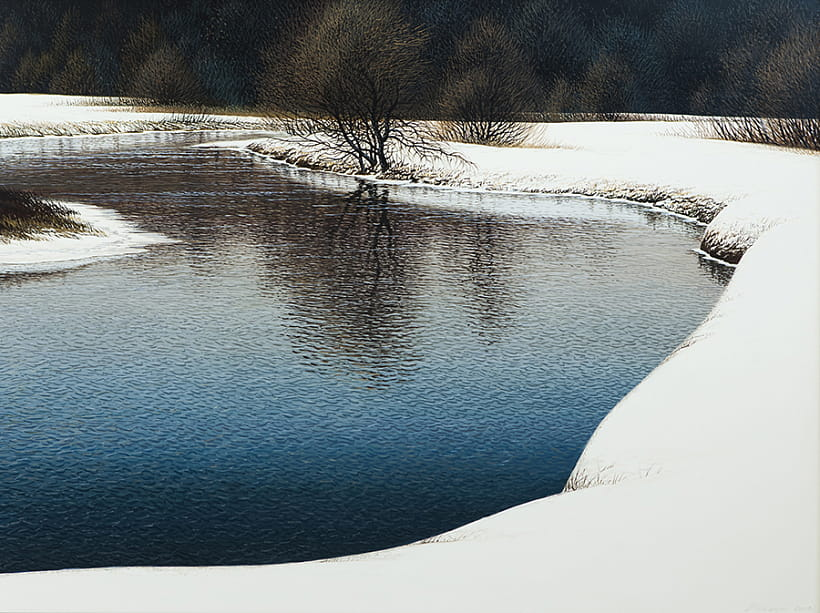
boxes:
[0,115,817,612]
[0,201,170,273]
[244,136,728,223]
[234,120,817,266]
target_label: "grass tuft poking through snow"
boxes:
[0,188,98,241]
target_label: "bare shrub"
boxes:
[11,51,53,92]
[125,45,204,104]
[49,48,99,94]
[543,78,580,115]
[755,25,819,118]
[703,116,820,151]
[266,0,447,174]
[578,52,636,119]
[118,16,165,92]
[437,17,536,145]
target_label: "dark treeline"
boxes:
[0,0,816,117]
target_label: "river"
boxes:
[0,131,731,572]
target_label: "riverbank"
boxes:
[0,98,817,612]
[0,94,252,270]
[0,94,264,139]
[244,121,817,264]
[0,201,169,273]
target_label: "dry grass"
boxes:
[128,104,271,118]
[699,116,820,151]
[436,119,529,146]
[0,189,97,241]
[59,96,272,118]
[563,465,623,492]
[563,464,661,492]
[0,115,261,140]
[524,112,698,123]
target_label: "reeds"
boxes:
[0,115,261,140]
[700,117,820,151]
[0,188,96,241]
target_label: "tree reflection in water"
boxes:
[0,133,734,571]
[255,181,420,386]
[251,180,530,387]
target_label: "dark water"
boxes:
[0,132,731,572]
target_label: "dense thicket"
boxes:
[0,0,816,117]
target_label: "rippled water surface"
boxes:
[0,132,731,572]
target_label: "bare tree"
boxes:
[755,24,819,118]
[266,0,444,173]
[578,52,636,118]
[49,48,99,94]
[126,45,204,104]
[437,17,536,145]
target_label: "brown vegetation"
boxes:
[702,117,820,151]
[0,189,95,240]
[437,17,535,145]
[262,0,448,173]
[0,0,816,153]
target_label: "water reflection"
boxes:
[0,268,73,288]
[256,181,420,384]
[697,255,736,285]
[0,132,734,572]
[457,218,515,339]
[246,181,556,382]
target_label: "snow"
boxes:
[243,120,818,261]
[0,94,258,271]
[0,99,817,612]
[0,93,265,139]
[0,201,171,273]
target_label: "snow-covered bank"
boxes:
[0,114,817,612]
[0,216,816,613]
[0,94,254,270]
[0,93,265,139]
[0,202,169,273]
[245,121,818,263]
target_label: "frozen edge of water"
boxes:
[0,201,173,273]
[0,112,817,612]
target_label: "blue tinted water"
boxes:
[0,132,731,571]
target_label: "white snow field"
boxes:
[0,93,264,138]
[0,96,817,612]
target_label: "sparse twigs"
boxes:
[0,188,95,240]
[278,116,453,176]
[0,115,260,140]
[265,0,448,174]
[437,17,535,146]
[119,18,204,105]
[698,22,819,150]
[702,117,820,151]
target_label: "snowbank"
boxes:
[0,202,170,273]
[0,114,817,612]
[0,93,265,138]
[0,94,258,270]
[244,121,818,263]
